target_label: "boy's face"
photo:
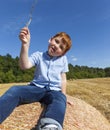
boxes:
[48,37,67,57]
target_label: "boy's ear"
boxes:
[48,39,51,43]
[48,37,53,43]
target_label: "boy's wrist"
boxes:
[21,42,30,50]
[22,42,30,46]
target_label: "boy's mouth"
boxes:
[51,46,56,53]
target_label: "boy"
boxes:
[0,27,72,130]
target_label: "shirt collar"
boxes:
[43,51,58,60]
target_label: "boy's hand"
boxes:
[67,99,73,105]
[19,27,30,45]
[66,95,74,106]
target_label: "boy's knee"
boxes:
[5,86,21,96]
[37,117,62,130]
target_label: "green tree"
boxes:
[104,67,110,77]
[4,70,16,83]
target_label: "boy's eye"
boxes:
[55,39,59,43]
[60,45,65,51]
[60,46,63,50]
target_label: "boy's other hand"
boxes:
[66,95,74,106]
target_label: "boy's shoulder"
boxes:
[33,51,43,55]
[59,55,68,61]
[30,51,43,57]
[54,55,68,65]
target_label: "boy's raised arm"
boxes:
[19,27,33,70]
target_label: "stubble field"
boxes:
[66,78,110,122]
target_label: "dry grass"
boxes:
[66,78,110,122]
[0,78,110,123]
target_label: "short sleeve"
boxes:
[61,56,69,73]
[29,51,41,66]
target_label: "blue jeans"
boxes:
[0,85,67,127]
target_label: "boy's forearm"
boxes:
[19,27,32,70]
[61,73,67,95]
[61,85,66,95]
[19,44,30,70]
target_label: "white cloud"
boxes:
[2,21,20,34]
[1,15,26,34]
[71,55,78,61]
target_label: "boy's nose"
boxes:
[54,44,59,49]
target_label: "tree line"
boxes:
[0,54,110,83]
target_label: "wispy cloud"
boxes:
[71,55,78,61]
[2,22,19,32]
[1,15,28,34]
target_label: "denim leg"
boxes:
[41,91,67,127]
[38,117,62,130]
[0,85,45,123]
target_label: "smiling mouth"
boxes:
[51,46,56,53]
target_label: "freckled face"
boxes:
[48,37,67,57]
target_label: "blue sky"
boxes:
[0,0,110,68]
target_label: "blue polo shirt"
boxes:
[29,51,69,91]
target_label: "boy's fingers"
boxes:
[67,101,73,106]
[20,27,30,34]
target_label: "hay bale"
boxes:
[1,95,110,130]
